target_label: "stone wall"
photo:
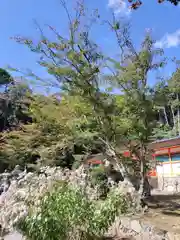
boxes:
[149,175,180,193]
[157,176,180,192]
[106,217,180,239]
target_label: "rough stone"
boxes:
[0,165,139,234]
[107,216,180,240]
[2,166,180,240]
[130,220,142,233]
[4,231,23,240]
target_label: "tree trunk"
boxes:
[138,158,146,196]
[138,166,151,198]
[159,109,164,125]
[106,149,127,180]
[163,106,168,125]
[104,142,134,186]
[138,144,151,198]
[177,94,180,135]
[171,106,176,129]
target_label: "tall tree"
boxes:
[12,1,165,196]
[168,68,180,135]
[0,82,32,132]
[107,32,165,194]
[152,74,180,140]
[0,69,14,131]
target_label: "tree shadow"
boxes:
[162,210,180,216]
[145,193,180,216]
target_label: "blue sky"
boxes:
[0,0,180,91]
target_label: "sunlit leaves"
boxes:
[17,183,129,240]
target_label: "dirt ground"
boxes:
[143,193,180,233]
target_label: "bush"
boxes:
[17,182,129,240]
[90,166,109,198]
[0,123,76,171]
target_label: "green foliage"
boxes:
[0,122,73,170]
[152,123,176,140]
[0,83,32,132]
[7,0,179,194]
[0,124,41,170]
[90,166,107,185]
[0,68,13,86]
[9,2,167,193]
[0,93,103,171]
[108,35,163,165]
[17,182,129,240]
[72,155,84,169]
[152,67,180,139]
[90,166,109,198]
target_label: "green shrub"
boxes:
[90,166,109,198]
[17,182,129,240]
[90,166,107,183]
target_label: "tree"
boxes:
[107,33,165,194]
[0,68,13,88]
[0,69,14,131]
[168,68,180,136]
[153,83,168,125]
[0,83,32,132]
[152,68,180,139]
[0,93,103,171]
[13,1,124,172]
[12,1,165,197]
[127,0,179,10]
[152,81,175,139]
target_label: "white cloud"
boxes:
[155,29,180,48]
[108,0,131,17]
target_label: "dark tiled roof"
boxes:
[152,136,180,144]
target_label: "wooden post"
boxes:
[153,154,156,175]
[168,148,173,177]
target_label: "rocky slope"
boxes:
[1,166,175,240]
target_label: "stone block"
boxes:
[130,220,142,233]
[4,232,23,240]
